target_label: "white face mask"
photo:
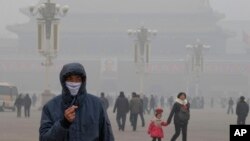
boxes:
[66,82,82,96]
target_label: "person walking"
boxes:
[39,63,114,141]
[168,96,174,108]
[138,94,145,127]
[148,108,168,141]
[32,94,37,107]
[149,95,156,114]
[143,95,149,114]
[100,92,109,111]
[113,91,129,131]
[24,94,32,118]
[167,92,190,141]
[236,96,249,125]
[129,92,140,131]
[14,94,23,117]
[227,97,234,115]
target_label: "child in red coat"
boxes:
[148,108,168,141]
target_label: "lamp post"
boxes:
[128,26,157,95]
[186,39,210,96]
[29,0,69,91]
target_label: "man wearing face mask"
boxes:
[39,63,114,141]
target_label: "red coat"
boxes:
[148,118,168,138]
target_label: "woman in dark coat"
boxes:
[167,92,190,141]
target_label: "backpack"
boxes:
[177,105,190,122]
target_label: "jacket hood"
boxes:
[119,92,125,98]
[60,63,87,105]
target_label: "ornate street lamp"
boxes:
[29,0,69,106]
[128,26,157,95]
[186,39,210,75]
[186,39,210,96]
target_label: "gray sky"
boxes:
[0,0,249,38]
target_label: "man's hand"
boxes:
[64,105,78,123]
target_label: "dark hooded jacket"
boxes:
[236,99,249,117]
[39,63,114,141]
[113,92,129,115]
[129,95,141,114]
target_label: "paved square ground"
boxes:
[0,107,248,141]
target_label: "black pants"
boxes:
[17,106,22,117]
[152,137,161,141]
[139,112,145,127]
[24,107,30,117]
[116,113,127,131]
[130,113,138,131]
[171,123,188,141]
[237,116,246,125]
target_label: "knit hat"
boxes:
[155,107,163,116]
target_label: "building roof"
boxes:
[55,0,211,14]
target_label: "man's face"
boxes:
[66,75,82,83]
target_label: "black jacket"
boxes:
[24,95,32,108]
[236,100,249,117]
[167,101,190,125]
[113,95,129,115]
[39,63,114,141]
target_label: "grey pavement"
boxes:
[0,107,248,141]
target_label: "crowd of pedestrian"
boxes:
[111,91,190,141]
[189,96,205,109]
[13,88,250,141]
[9,63,250,141]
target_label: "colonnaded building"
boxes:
[1,0,250,98]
